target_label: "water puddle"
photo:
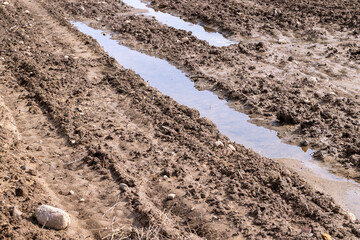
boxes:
[72,21,360,219]
[121,0,235,47]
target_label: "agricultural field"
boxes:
[0,0,359,239]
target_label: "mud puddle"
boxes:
[121,0,235,47]
[73,22,360,219]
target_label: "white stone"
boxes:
[3,2,9,5]
[303,99,310,104]
[35,205,70,230]
[278,39,288,44]
[308,76,317,84]
[182,37,189,42]
[167,193,176,200]
[12,206,23,220]
[348,212,356,222]
[214,141,224,148]
[228,144,236,151]
[119,183,128,191]
[79,198,85,202]
[68,190,75,195]
[24,10,30,14]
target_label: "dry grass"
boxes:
[96,203,171,240]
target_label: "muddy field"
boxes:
[0,0,359,239]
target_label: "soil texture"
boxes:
[0,0,360,239]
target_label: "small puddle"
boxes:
[73,22,360,219]
[121,0,235,47]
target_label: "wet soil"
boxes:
[47,0,360,180]
[0,0,360,239]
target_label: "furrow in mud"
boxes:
[148,0,360,36]
[44,0,360,179]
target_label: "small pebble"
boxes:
[12,206,23,220]
[322,233,332,240]
[308,76,318,84]
[228,144,236,151]
[79,198,85,202]
[301,227,312,233]
[214,141,224,148]
[70,140,76,144]
[24,10,30,14]
[181,37,189,42]
[68,190,75,195]
[278,39,288,44]
[119,183,128,191]
[348,212,356,222]
[20,165,26,170]
[303,99,310,104]
[35,205,70,230]
[167,193,176,200]
[3,2,9,5]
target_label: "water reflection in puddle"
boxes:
[72,21,360,219]
[121,0,235,47]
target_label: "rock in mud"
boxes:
[308,76,318,84]
[35,205,70,230]
[278,39,288,44]
[214,141,224,148]
[347,212,356,222]
[228,144,236,151]
[119,183,128,191]
[322,233,332,240]
[12,206,23,220]
[167,193,176,200]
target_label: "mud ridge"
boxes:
[47,0,360,178]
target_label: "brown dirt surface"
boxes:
[47,0,360,178]
[0,0,360,239]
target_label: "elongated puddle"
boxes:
[73,22,360,219]
[121,0,235,47]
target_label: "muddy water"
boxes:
[72,22,360,219]
[121,0,235,47]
